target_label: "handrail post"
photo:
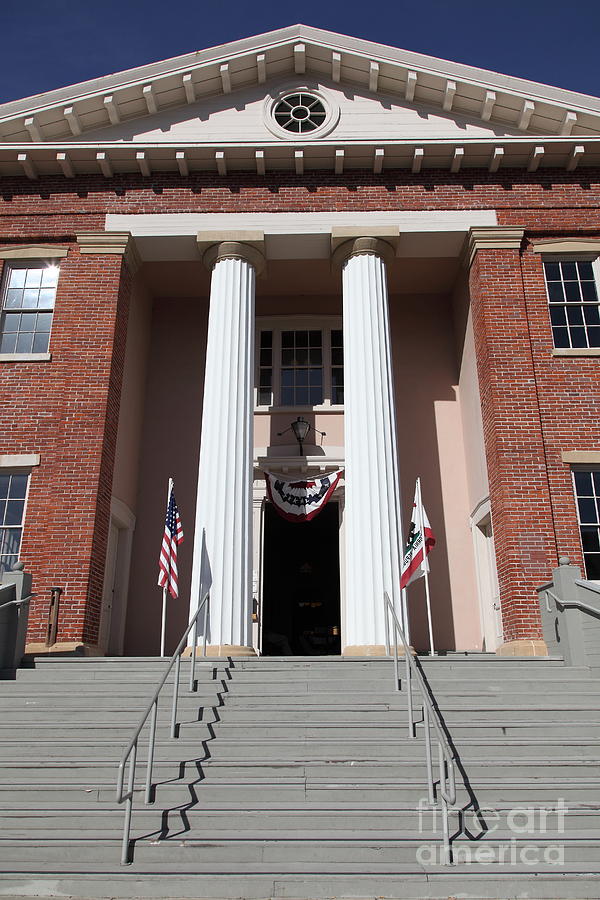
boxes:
[423,703,434,803]
[120,742,137,865]
[189,616,198,692]
[405,645,413,737]
[439,742,452,864]
[144,699,158,804]
[170,652,181,739]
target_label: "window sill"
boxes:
[552,348,600,358]
[255,405,344,414]
[0,352,51,362]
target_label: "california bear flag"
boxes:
[400,483,436,589]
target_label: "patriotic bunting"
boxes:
[265,470,342,522]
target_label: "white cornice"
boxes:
[1,25,599,145]
[0,136,598,179]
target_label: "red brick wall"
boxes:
[0,243,133,644]
[1,168,599,647]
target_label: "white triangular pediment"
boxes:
[76,78,522,145]
[1,24,600,145]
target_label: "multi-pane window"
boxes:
[573,470,600,579]
[0,473,28,574]
[256,321,343,408]
[331,329,344,404]
[0,263,59,354]
[544,259,600,349]
[281,330,323,406]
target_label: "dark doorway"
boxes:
[261,501,341,655]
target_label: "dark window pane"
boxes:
[309,369,323,388]
[587,328,600,348]
[9,475,27,499]
[281,386,294,405]
[0,501,5,525]
[5,289,22,309]
[584,554,600,580]
[260,349,272,366]
[296,368,308,387]
[0,476,8,498]
[281,331,294,348]
[295,348,308,365]
[544,262,561,280]
[309,386,323,405]
[550,307,566,326]
[15,332,34,353]
[584,305,600,325]
[296,387,309,405]
[309,349,322,365]
[567,306,583,325]
[547,282,565,302]
[578,497,598,523]
[0,332,17,353]
[1,312,19,332]
[259,371,272,389]
[581,281,598,301]
[281,349,294,366]
[593,471,600,494]
[281,369,293,388]
[296,331,308,346]
[331,347,344,365]
[4,500,24,526]
[570,327,588,348]
[581,526,600,552]
[0,527,21,557]
[22,289,39,309]
[260,330,272,348]
[577,261,594,280]
[575,471,593,495]
[562,262,577,280]
[565,281,582,302]
[332,368,344,387]
[331,329,343,346]
[552,327,570,348]
[32,331,49,353]
[332,385,344,404]
[308,330,321,346]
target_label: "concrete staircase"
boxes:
[0,653,599,898]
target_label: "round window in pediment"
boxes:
[273,92,327,133]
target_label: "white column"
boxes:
[338,237,404,654]
[189,241,264,654]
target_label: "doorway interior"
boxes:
[261,501,341,655]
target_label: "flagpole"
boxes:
[160,477,173,657]
[418,476,435,656]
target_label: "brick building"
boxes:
[1,24,599,659]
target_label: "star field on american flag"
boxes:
[158,484,184,599]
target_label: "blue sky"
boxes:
[2,0,599,105]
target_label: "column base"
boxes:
[183,644,257,658]
[24,641,104,657]
[496,639,548,657]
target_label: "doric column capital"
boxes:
[197,230,266,275]
[331,227,398,268]
[467,226,525,267]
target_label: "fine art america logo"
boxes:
[416,798,568,866]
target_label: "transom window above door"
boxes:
[256,318,343,410]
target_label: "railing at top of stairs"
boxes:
[116,589,210,865]
[383,591,456,864]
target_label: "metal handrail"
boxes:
[116,590,210,865]
[546,587,600,618]
[0,594,32,611]
[383,591,456,864]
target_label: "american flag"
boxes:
[158,483,184,598]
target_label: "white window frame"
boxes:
[571,465,600,582]
[0,467,32,575]
[542,253,600,351]
[255,315,343,412]
[0,260,60,360]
